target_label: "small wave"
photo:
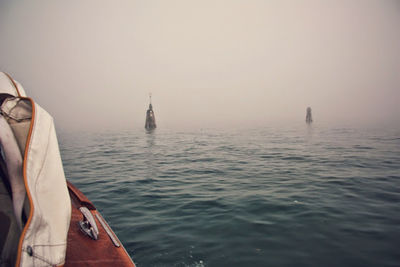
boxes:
[189,157,217,163]
[179,199,227,211]
[353,145,374,150]
[135,178,158,184]
[260,155,275,159]
[281,156,306,161]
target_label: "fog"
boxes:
[1,0,399,131]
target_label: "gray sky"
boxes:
[1,0,399,130]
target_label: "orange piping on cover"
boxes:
[3,72,22,97]
[15,97,35,267]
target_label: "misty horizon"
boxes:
[1,0,399,131]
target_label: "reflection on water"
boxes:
[145,129,156,148]
[306,123,314,141]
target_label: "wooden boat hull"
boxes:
[65,181,135,267]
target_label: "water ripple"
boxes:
[59,125,400,267]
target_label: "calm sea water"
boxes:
[58,123,400,267]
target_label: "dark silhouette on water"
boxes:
[306,107,313,123]
[145,93,156,130]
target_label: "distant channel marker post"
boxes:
[306,107,313,124]
[145,93,157,130]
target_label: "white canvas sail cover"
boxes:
[0,72,71,266]
[0,73,27,98]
